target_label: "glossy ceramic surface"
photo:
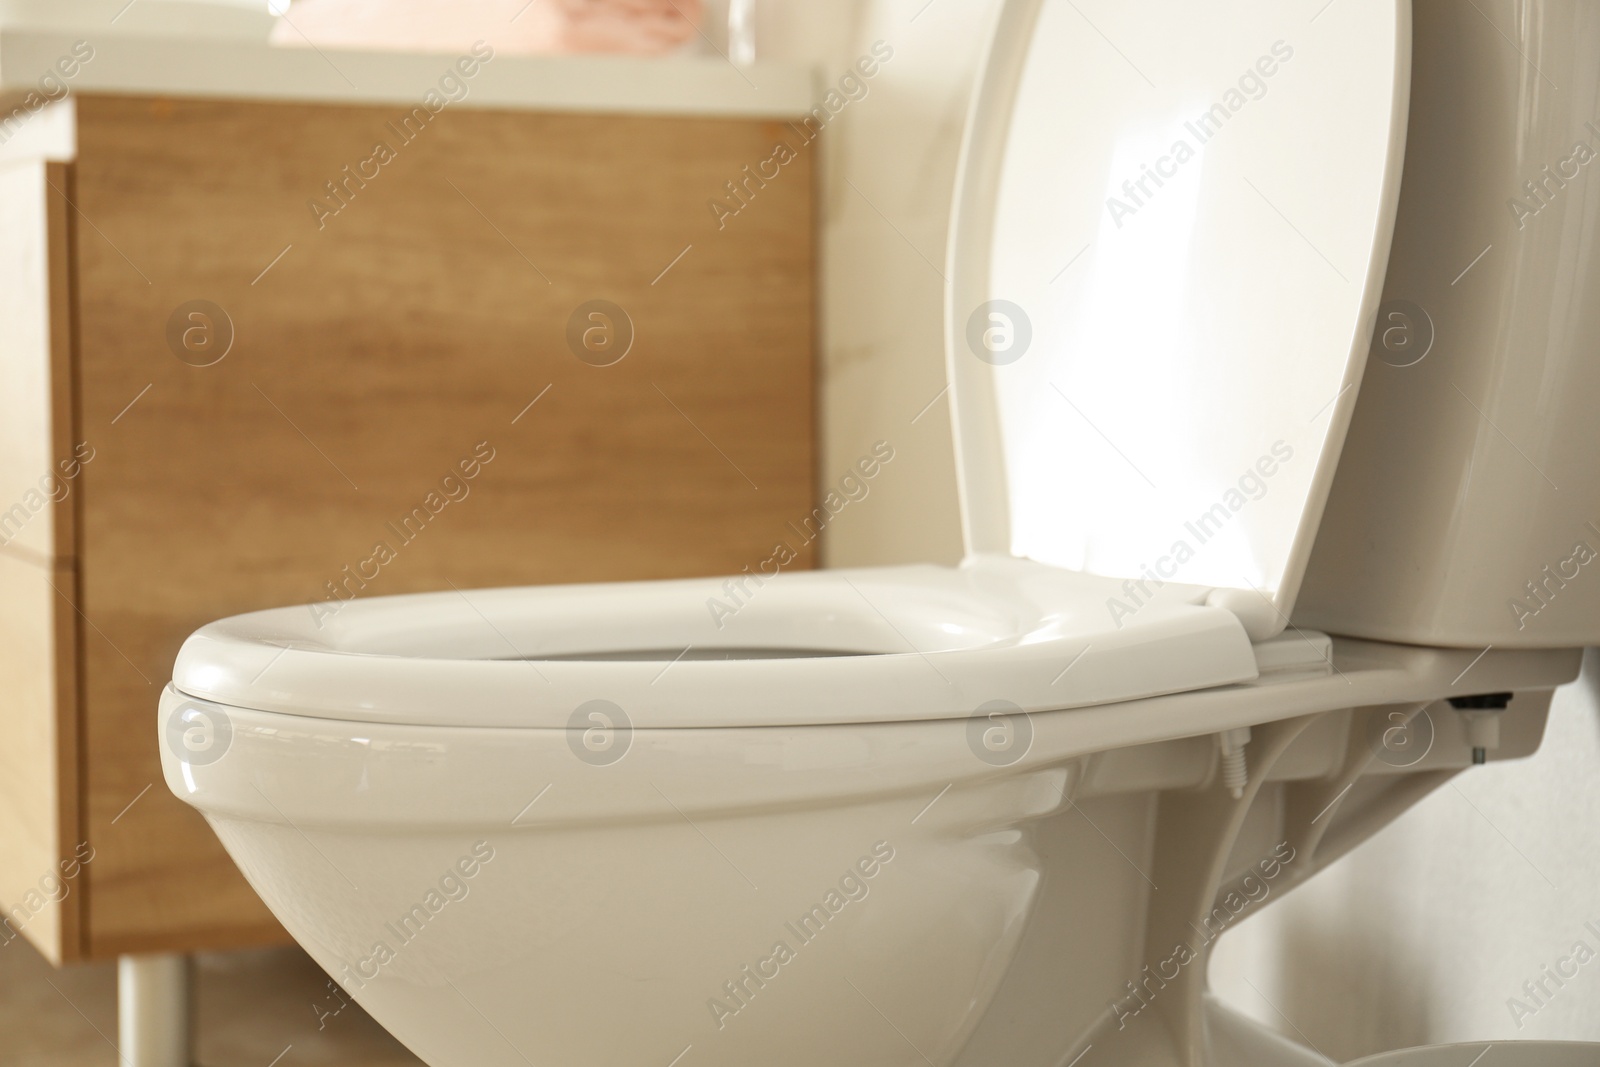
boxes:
[946,0,1409,627]
[158,642,1584,1067]
[165,688,1071,1067]
[1296,0,1600,648]
[1344,1043,1600,1066]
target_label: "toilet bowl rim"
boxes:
[158,641,1584,833]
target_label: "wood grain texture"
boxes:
[0,554,83,965]
[70,94,815,957]
[0,159,78,563]
[0,160,84,965]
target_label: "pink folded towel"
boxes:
[271,0,706,57]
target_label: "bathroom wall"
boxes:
[762,0,985,569]
[789,0,1600,1054]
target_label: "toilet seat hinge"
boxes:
[1217,726,1252,799]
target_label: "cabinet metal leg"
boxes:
[118,954,191,1067]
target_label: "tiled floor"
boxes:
[1,936,421,1066]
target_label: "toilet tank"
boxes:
[1296,0,1600,649]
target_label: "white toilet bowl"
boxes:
[155,557,1312,1064]
[156,564,1587,1066]
[160,0,1600,1063]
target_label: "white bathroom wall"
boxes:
[763,0,991,569]
[790,0,1600,1056]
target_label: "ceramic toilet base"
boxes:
[1073,998,1600,1066]
[1344,1042,1600,1066]
[1075,1004,1600,1067]
[1064,995,1332,1065]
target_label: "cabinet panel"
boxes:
[0,554,81,964]
[0,158,83,964]
[70,95,816,956]
[0,159,76,563]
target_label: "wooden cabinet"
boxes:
[0,92,815,963]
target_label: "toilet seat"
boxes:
[170,555,1315,730]
[172,0,1409,733]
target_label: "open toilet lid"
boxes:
[945,0,1410,633]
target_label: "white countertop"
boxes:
[0,27,817,118]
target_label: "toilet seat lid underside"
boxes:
[945,0,1410,629]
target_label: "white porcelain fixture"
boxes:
[160,1,1600,1065]
[1345,1045,1600,1067]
